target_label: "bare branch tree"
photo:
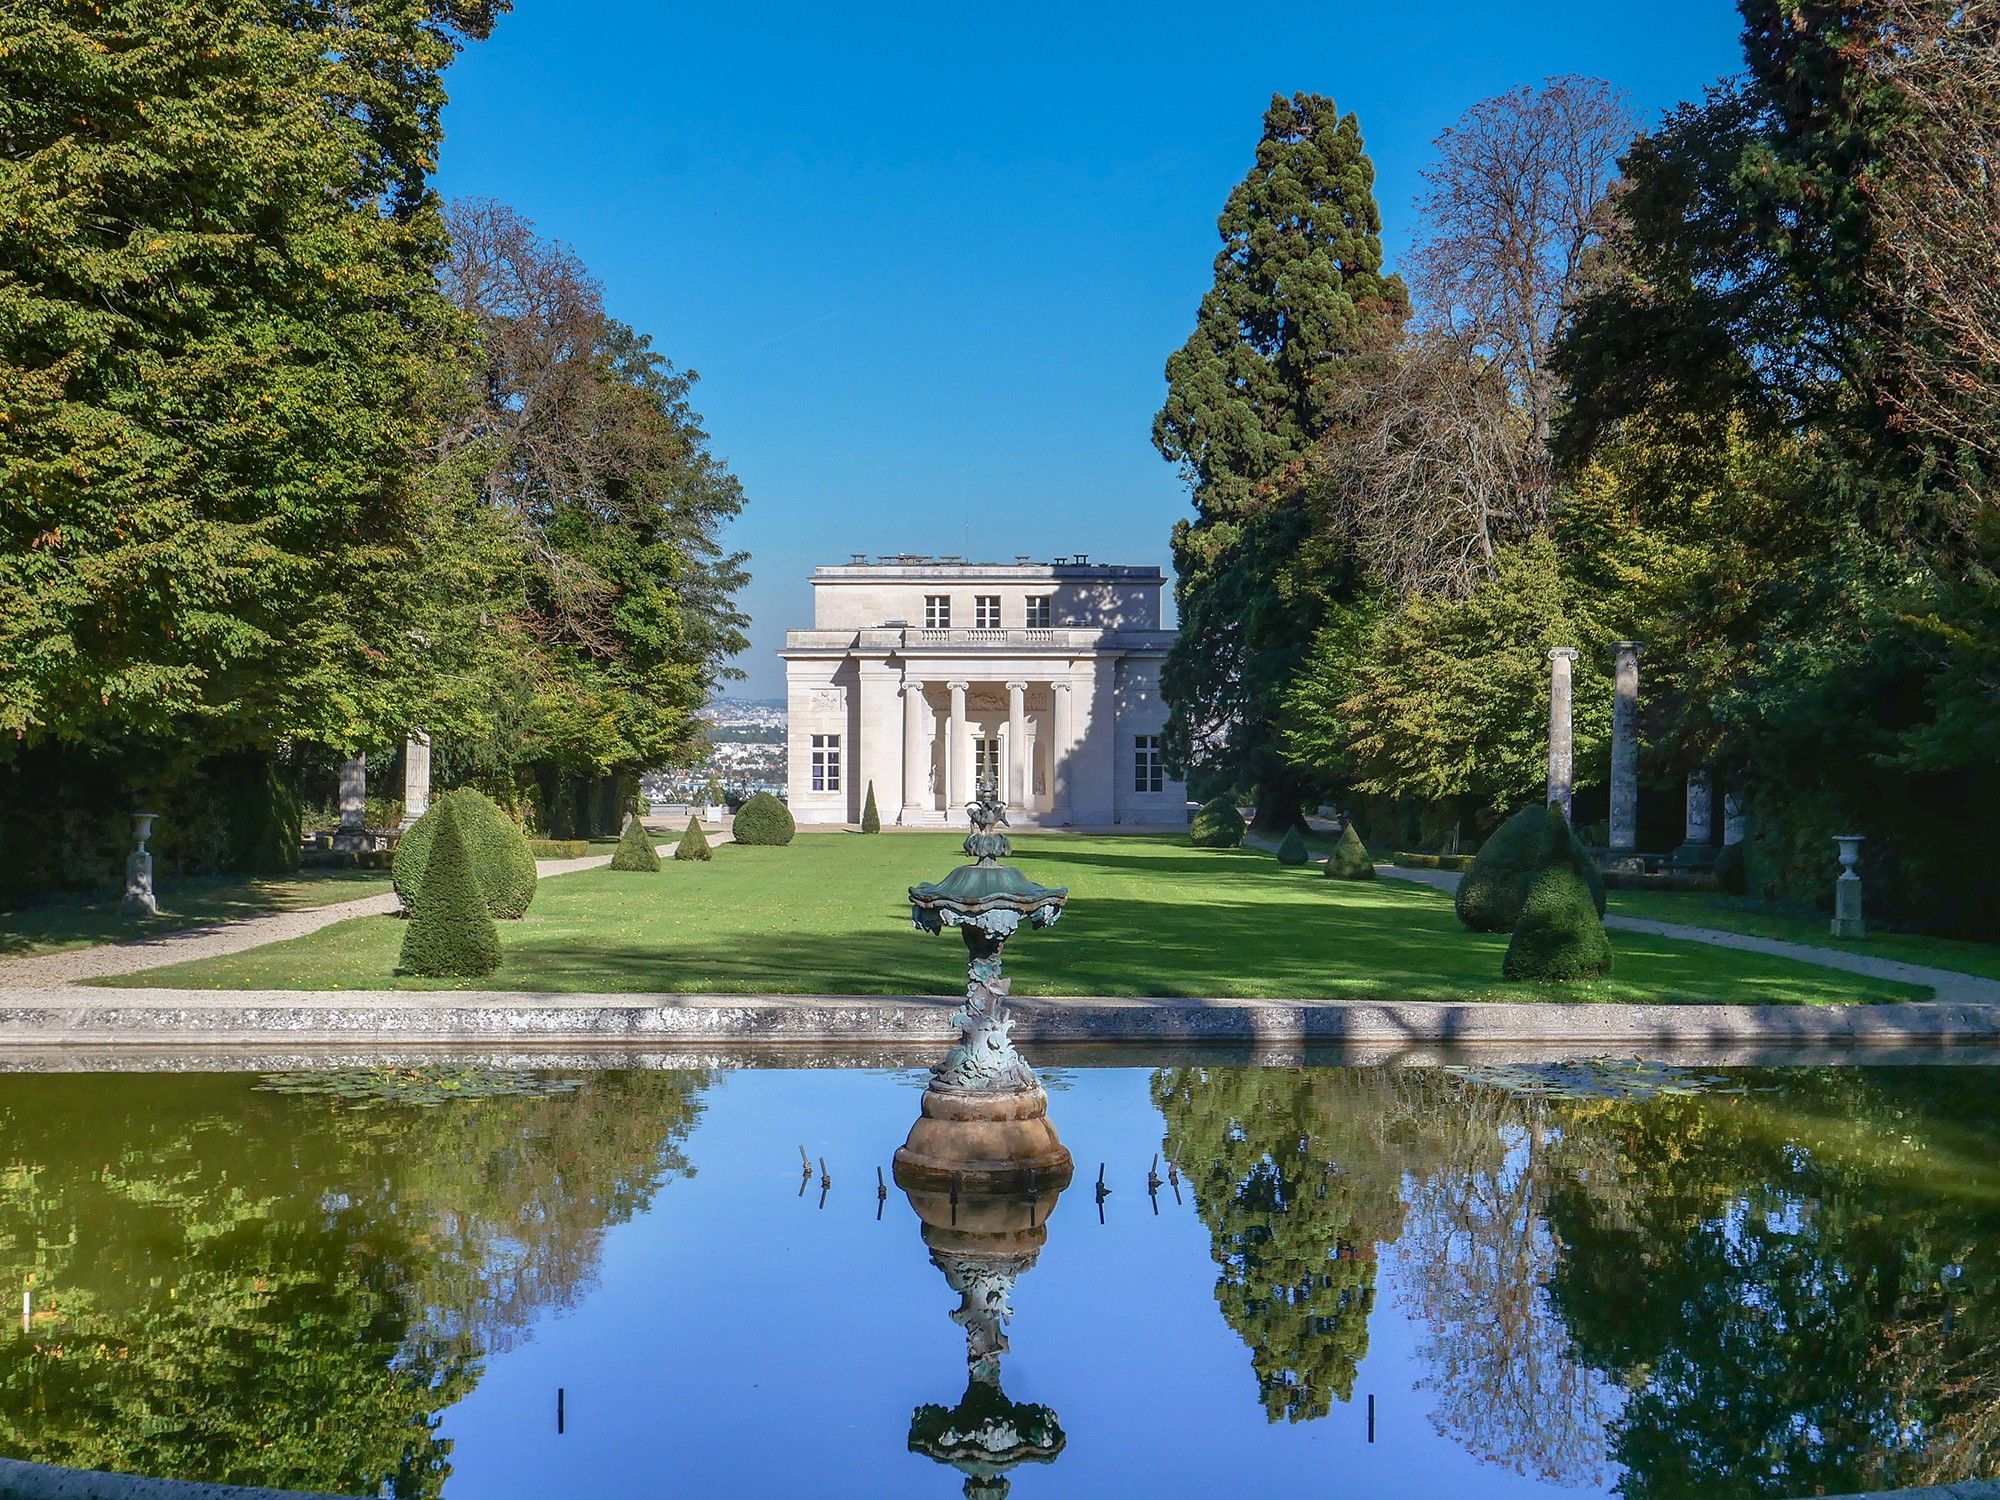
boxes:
[1314,333,1543,600]
[1412,76,1641,463]
[1867,0,2000,504]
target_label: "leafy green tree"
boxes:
[1154,93,1407,829]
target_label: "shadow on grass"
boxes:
[1,871,393,959]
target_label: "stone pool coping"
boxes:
[4,989,2000,1053]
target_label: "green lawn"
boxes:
[1,871,394,960]
[1606,889,2000,981]
[102,833,1923,1003]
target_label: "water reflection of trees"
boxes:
[0,1070,708,1497]
[1155,1063,2000,1498]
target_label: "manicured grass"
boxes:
[1,871,394,960]
[104,833,1922,1003]
[1606,889,2000,981]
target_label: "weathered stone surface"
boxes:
[1609,641,1641,851]
[1546,647,1579,821]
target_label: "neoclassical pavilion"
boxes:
[780,556,1187,827]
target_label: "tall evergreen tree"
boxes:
[1155,94,1406,828]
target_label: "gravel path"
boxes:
[0,833,727,990]
[1372,861,2000,1005]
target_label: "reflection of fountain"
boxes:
[897,774,1072,1190]
[903,1175,1068,1498]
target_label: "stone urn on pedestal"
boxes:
[895,773,1072,1194]
[122,812,161,918]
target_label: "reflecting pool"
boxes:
[2,1060,1998,1498]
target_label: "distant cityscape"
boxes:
[642,698,787,807]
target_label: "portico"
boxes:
[781,558,1186,827]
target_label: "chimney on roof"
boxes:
[1074,553,1089,564]
[1015,554,1032,564]
[850,553,867,564]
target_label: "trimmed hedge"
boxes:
[1325,822,1376,880]
[674,816,712,861]
[396,801,501,978]
[1456,804,1605,933]
[861,782,881,834]
[1275,826,1310,865]
[393,788,538,919]
[1391,852,1471,872]
[1503,859,1615,982]
[1191,797,1247,848]
[527,838,590,859]
[732,791,796,846]
[609,815,661,872]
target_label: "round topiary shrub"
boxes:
[674,815,712,862]
[1714,840,1747,895]
[1455,804,1606,932]
[1275,826,1310,865]
[1502,859,1615,981]
[393,787,538,919]
[860,781,881,834]
[1325,821,1376,880]
[609,814,661,871]
[1191,796,1246,849]
[732,791,796,846]
[396,801,501,978]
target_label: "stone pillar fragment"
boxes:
[400,734,431,829]
[1609,642,1641,852]
[1546,648,1579,823]
[1673,769,1716,866]
[333,754,368,851]
[1723,788,1746,847]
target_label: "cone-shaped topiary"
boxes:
[1455,804,1605,932]
[1191,796,1247,848]
[393,787,538,919]
[1275,826,1310,865]
[860,781,881,834]
[396,800,501,978]
[732,791,796,846]
[1714,840,1747,895]
[1503,858,1615,981]
[674,815,712,861]
[1325,820,1376,880]
[609,813,661,871]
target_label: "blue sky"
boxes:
[434,1,1745,697]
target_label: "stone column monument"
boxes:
[1609,642,1641,855]
[1723,787,1746,846]
[1831,835,1866,938]
[1673,770,1716,866]
[400,734,431,829]
[1546,648,1579,823]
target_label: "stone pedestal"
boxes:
[1672,769,1716,867]
[1831,836,1866,938]
[333,753,369,852]
[1546,648,1579,822]
[121,812,160,918]
[1609,642,1641,851]
[400,734,431,829]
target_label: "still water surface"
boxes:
[1,1061,1997,1499]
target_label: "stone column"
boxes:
[1673,770,1715,865]
[1609,642,1641,851]
[1005,681,1028,810]
[1723,787,1746,846]
[901,678,928,822]
[334,753,368,850]
[948,680,971,814]
[1051,680,1074,824]
[1546,648,1579,823]
[400,733,431,829]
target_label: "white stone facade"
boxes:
[780,557,1188,827]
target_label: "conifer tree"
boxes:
[1156,93,1407,829]
[674,815,712,861]
[609,814,661,872]
[860,782,881,834]
[397,801,501,978]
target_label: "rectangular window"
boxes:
[1025,595,1052,628]
[974,737,1001,787]
[974,595,1001,629]
[810,734,842,793]
[925,595,951,629]
[1134,735,1164,794]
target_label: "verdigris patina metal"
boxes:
[896,774,1073,1190]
